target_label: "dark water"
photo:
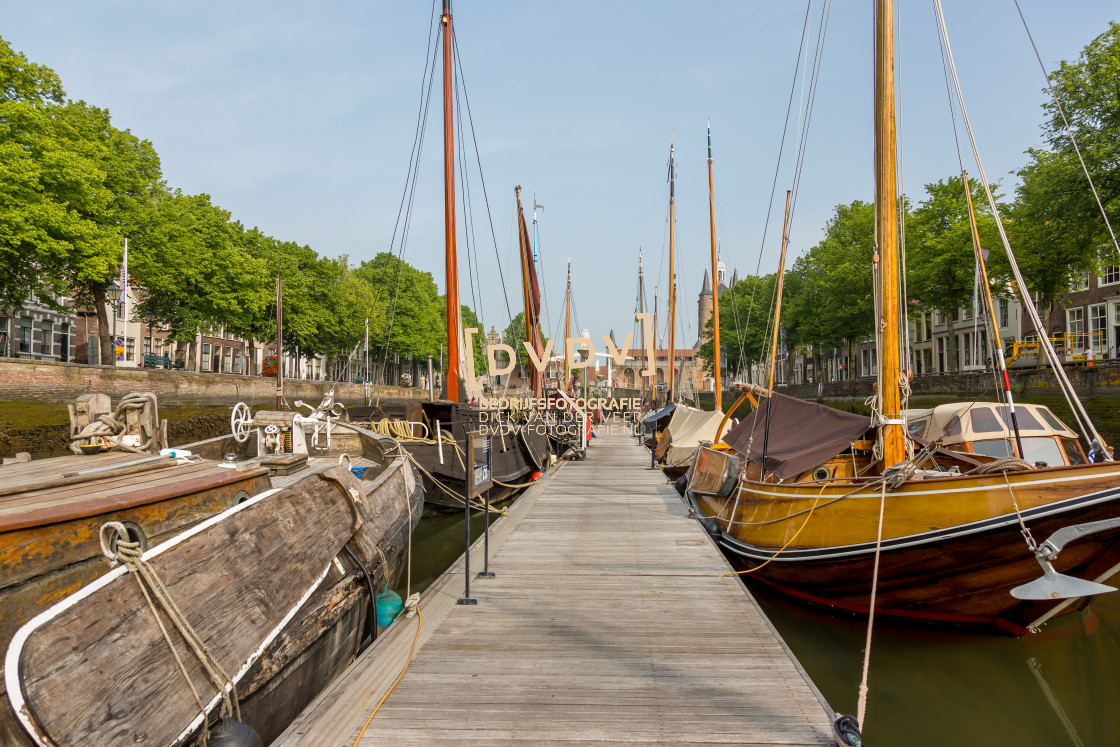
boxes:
[400,499,514,596]
[747,579,1120,746]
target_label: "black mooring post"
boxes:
[457,432,477,605]
[478,488,494,579]
[457,478,476,604]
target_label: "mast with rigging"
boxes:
[874,0,906,468]
[707,122,721,409]
[563,260,572,393]
[667,140,677,403]
[441,0,462,402]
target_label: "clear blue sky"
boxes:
[2,1,1116,350]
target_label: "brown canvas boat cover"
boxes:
[721,391,873,480]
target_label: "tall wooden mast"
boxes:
[667,140,677,403]
[563,260,572,392]
[638,248,646,390]
[516,187,532,343]
[707,122,721,410]
[875,0,905,467]
[441,0,461,402]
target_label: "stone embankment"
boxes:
[0,359,425,458]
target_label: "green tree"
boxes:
[698,274,777,381]
[132,192,267,366]
[1010,21,1120,329]
[907,178,1003,371]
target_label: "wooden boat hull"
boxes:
[5,450,419,746]
[689,449,1120,634]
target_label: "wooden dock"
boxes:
[276,428,834,746]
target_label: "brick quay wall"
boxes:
[0,358,424,407]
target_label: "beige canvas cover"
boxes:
[663,405,727,467]
[904,402,1076,447]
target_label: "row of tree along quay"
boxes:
[0,35,491,379]
[696,21,1120,379]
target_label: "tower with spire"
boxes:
[696,260,736,348]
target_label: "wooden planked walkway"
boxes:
[276,428,834,746]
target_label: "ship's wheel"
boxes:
[231,402,252,443]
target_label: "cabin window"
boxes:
[947,416,963,437]
[907,418,928,437]
[1037,408,1067,432]
[1021,437,1064,467]
[969,407,1004,433]
[1061,439,1086,465]
[972,439,1013,458]
[997,406,1043,431]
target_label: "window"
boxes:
[999,298,1009,328]
[1103,266,1120,287]
[154,338,163,356]
[937,338,945,372]
[935,311,946,326]
[924,314,932,341]
[1090,304,1106,353]
[88,336,100,365]
[1067,307,1085,336]
[1071,273,1090,292]
[212,345,222,372]
[201,343,211,371]
[963,332,972,367]
[19,318,31,354]
[1021,437,1064,468]
[973,439,1014,458]
[40,321,52,356]
[962,306,972,321]
[222,348,231,373]
[970,408,1004,433]
[126,338,135,361]
[143,336,152,355]
[0,316,7,356]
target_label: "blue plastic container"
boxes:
[375,585,403,627]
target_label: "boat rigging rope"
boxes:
[350,600,422,746]
[718,482,828,576]
[856,479,887,732]
[1012,0,1120,261]
[101,523,240,746]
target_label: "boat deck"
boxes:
[275,428,834,746]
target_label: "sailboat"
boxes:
[685,0,1120,636]
[353,0,549,511]
[657,129,733,481]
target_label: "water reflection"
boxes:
[746,579,1120,746]
[403,495,515,596]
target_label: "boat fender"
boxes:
[832,714,864,746]
[208,718,262,747]
[703,518,722,540]
[674,474,688,497]
[376,585,404,627]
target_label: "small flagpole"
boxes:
[121,238,129,365]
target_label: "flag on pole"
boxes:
[364,318,369,353]
[118,238,129,303]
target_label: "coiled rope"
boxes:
[100,522,239,746]
[69,392,159,454]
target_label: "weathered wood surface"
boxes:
[276,429,833,746]
[12,469,362,747]
[0,458,269,532]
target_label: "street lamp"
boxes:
[106,281,120,366]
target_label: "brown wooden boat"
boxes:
[2,394,420,745]
[687,393,1120,635]
[6,435,419,746]
[686,0,1120,644]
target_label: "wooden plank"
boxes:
[275,429,834,746]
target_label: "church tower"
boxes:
[697,269,713,349]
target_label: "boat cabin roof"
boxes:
[904,402,1077,446]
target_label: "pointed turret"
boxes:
[700,268,712,296]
